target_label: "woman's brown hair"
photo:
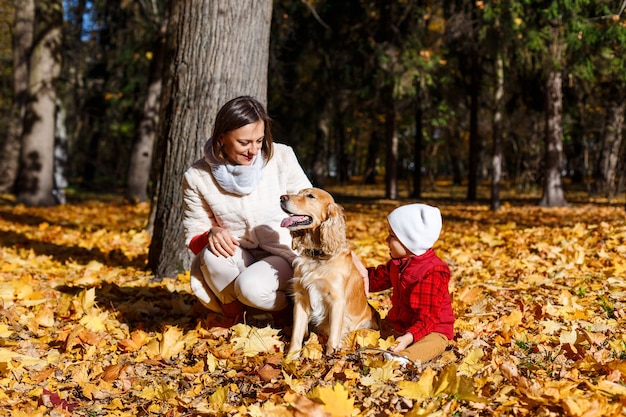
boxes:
[210,96,274,163]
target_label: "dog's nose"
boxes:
[280,195,288,202]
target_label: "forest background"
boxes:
[0,1,626,416]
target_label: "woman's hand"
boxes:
[207,227,239,257]
[390,333,414,353]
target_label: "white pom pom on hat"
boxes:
[387,203,442,256]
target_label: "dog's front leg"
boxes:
[287,299,310,358]
[326,300,346,354]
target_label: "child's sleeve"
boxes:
[367,262,393,292]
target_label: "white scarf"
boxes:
[203,137,265,195]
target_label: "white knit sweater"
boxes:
[182,143,312,264]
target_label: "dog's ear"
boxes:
[320,203,346,254]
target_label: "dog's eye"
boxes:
[306,193,315,199]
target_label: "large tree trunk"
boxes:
[491,51,504,211]
[126,19,168,203]
[16,0,63,206]
[0,0,34,193]
[148,0,272,279]
[538,68,567,207]
[592,98,624,199]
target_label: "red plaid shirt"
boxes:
[368,249,454,342]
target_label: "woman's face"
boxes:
[220,120,265,165]
[387,223,410,259]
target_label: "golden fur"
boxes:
[280,188,379,356]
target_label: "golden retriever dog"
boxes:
[280,187,379,356]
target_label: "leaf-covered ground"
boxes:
[1,187,625,417]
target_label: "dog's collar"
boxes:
[302,248,329,259]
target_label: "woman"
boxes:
[182,96,312,325]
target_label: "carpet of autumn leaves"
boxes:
[1,185,626,417]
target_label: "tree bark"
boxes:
[538,68,567,207]
[0,0,34,193]
[148,0,273,279]
[16,0,63,206]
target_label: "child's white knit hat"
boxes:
[387,203,442,256]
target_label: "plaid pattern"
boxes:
[368,249,454,342]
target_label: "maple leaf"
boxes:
[397,368,436,400]
[282,370,312,395]
[300,332,324,359]
[145,326,190,360]
[118,329,150,352]
[433,364,460,397]
[309,383,356,417]
[230,324,284,356]
[458,347,485,376]
[360,361,399,389]
[209,385,228,411]
[40,388,79,411]
[346,328,380,350]
[78,310,109,332]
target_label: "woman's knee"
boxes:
[235,258,291,311]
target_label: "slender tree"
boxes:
[126,2,169,203]
[16,0,63,206]
[148,0,273,279]
[0,0,34,193]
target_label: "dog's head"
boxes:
[280,188,346,255]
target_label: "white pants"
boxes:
[189,246,293,313]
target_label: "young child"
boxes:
[367,203,454,364]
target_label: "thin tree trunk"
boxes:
[491,50,504,211]
[384,86,398,199]
[126,20,167,203]
[467,45,481,201]
[539,68,567,207]
[411,86,423,199]
[592,98,624,199]
[310,100,331,187]
[148,0,272,279]
[16,0,63,206]
[0,0,34,193]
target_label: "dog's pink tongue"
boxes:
[281,215,308,228]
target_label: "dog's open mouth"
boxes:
[280,214,312,228]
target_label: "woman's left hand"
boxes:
[208,227,239,257]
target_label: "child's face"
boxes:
[387,224,411,259]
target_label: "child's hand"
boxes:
[390,333,414,352]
